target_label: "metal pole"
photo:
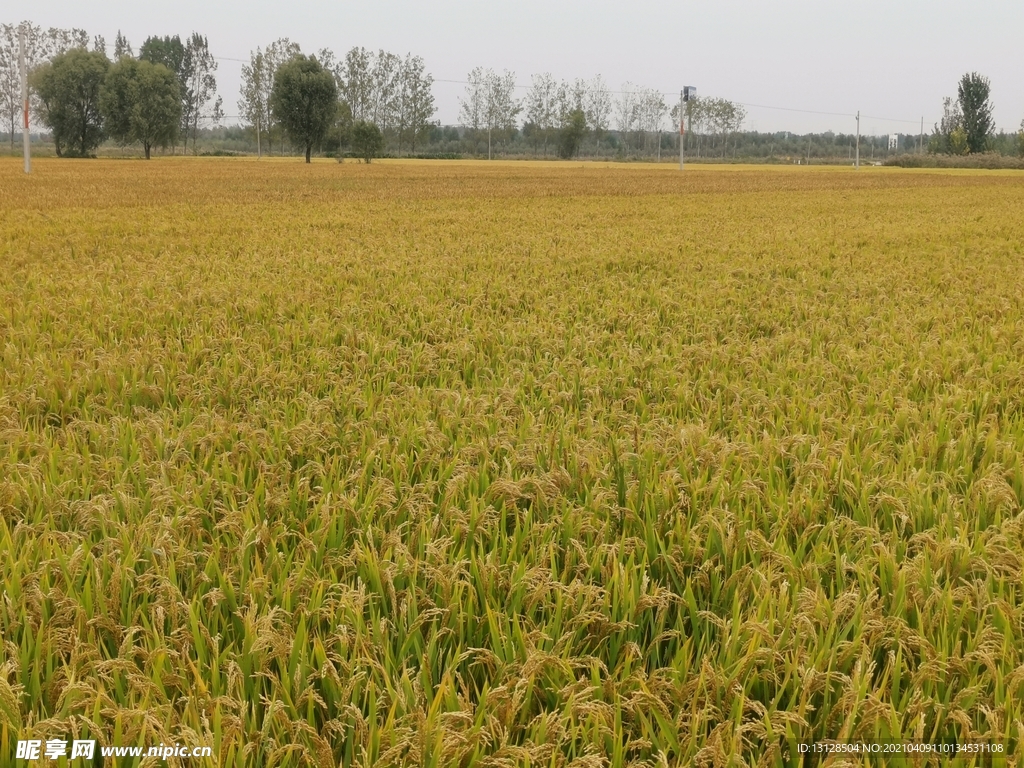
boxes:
[20,24,31,174]
[679,90,684,170]
[855,111,860,169]
[919,116,923,154]
[687,98,692,156]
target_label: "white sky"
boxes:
[20,0,1024,135]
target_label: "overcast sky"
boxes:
[22,0,1024,135]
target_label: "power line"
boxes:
[103,50,931,130]
[433,77,927,126]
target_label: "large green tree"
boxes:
[140,33,221,154]
[101,57,181,159]
[270,54,337,163]
[957,72,994,154]
[351,119,383,162]
[32,48,109,157]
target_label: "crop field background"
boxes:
[1,159,1023,766]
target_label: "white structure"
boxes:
[888,133,898,151]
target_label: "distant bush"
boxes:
[199,149,243,157]
[884,153,1024,169]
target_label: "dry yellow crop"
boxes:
[1,158,1023,766]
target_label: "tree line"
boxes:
[459,70,750,160]
[237,40,436,160]
[10,19,1020,162]
[1,20,437,161]
[0,23,220,158]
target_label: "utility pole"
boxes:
[679,86,695,171]
[918,116,923,154]
[855,111,860,169]
[678,90,684,170]
[20,24,31,174]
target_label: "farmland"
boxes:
[1,159,1023,766]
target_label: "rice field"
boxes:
[1,158,1023,766]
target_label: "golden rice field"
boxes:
[2,158,1024,767]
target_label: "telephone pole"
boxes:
[20,24,31,174]
[855,111,860,169]
[918,116,923,154]
[679,86,695,170]
[678,91,684,170]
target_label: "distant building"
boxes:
[888,134,898,150]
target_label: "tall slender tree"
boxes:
[113,30,132,58]
[396,54,435,154]
[957,72,994,154]
[341,46,373,123]
[179,33,220,154]
[238,47,268,157]
[261,38,301,154]
[1,22,54,152]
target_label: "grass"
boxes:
[1,158,1023,766]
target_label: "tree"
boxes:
[1,22,51,153]
[238,47,268,156]
[370,50,402,137]
[271,54,338,162]
[32,48,109,156]
[396,54,435,154]
[459,68,521,158]
[615,83,638,150]
[46,27,89,56]
[957,72,994,154]
[458,67,486,131]
[261,39,301,155]
[323,100,353,158]
[341,46,373,123]
[524,72,557,153]
[929,96,962,154]
[140,33,222,154]
[101,57,180,158]
[558,108,587,159]
[180,34,221,154]
[139,35,185,76]
[1018,120,1024,158]
[351,119,383,162]
[949,126,969,155]
[636,87,667,152]
[113,30,132,58]
[484,70,521,142]
[584,75,612,138]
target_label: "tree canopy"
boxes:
[32,47,109,157]
[957,72,994,154]
[101,57,181,158]
[270,54,338,163]
[351,119,383,162]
